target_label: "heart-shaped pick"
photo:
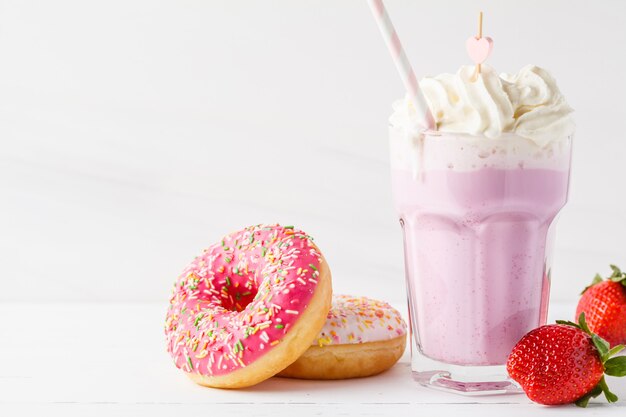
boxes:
[466,36,493,65]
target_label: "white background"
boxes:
[1,0,625,305]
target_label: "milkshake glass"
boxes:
[389,127,572,393]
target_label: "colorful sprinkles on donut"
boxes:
[165,224,325,377]
[315,295,407,347]
[277,295,408,380]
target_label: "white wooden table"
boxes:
[1,302,624,416]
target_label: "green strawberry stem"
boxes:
[556,312,625,407]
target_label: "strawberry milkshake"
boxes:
[389,64,574,393]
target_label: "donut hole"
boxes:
[213,269,260,313]
[219,287,258,312]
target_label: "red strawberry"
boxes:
[576,265,626,346]
[507,313,626,407]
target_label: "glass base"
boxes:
[412,351,522,395]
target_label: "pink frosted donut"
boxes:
[279,295,407,379]
[165,224,332,388]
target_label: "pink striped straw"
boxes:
[367,0,434,130]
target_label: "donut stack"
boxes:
[164,224,407,388]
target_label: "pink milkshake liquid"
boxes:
[390,129,572,394]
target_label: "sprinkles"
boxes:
[314,295,407,347]
[165,224,324,378]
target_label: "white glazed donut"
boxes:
[278,295,407,379]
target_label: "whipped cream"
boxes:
[389,65,574,147]
[389,129,572,174]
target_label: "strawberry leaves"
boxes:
[604,356,626,377]
[581,265,626,294]
[557,312,625,407]
[581,274,604,294]
[609,264,622,277]
[606,344,625,358]
[575,383,603,407]
[556,313,612,360]
[574,376,618,408]
[609,264,626,286]
[598,377,619,403]
[591,334,610,361]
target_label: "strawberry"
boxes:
[576,265,626,346]
[507,313,626,407]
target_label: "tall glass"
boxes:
[389,127,572,394]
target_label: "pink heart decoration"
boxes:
[466,36,493,65]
